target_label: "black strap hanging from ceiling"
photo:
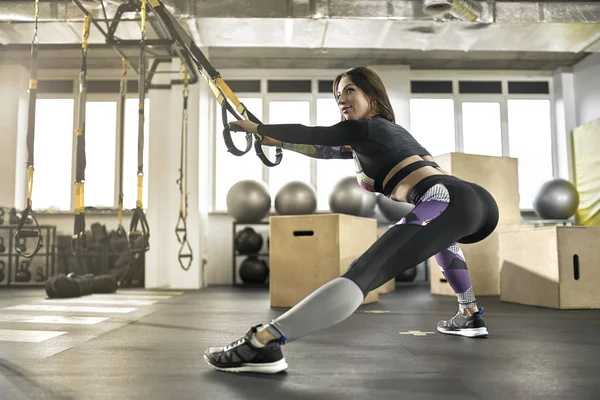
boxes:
[71,14,92,257]
[147,0,283,167]
[15,0,43,259]
[175,62,193,271]
[116,58,132,252]
[128,0,151,260]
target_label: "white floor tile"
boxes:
[4,305,137,314]
[0,329,67,343]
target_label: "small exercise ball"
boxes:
[226,180,271,223]
[239,256,269,284]
[274,181,317,215]
[329,176,377,217]
[396,266,417,282]
[533,179,580,220]
[235,227,264,255]
[376,194,415,223]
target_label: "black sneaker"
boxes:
[203,325,288,374]
[437,307,488,338]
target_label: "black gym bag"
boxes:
[45,273,118,298]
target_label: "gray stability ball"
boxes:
[275,181,317,215]
[329,176,377,217]
[226,180,272,223]
[376,193,415,223]
[533,178,580,220]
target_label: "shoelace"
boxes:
[224,337,246,352]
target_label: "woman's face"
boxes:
[336,76,372,120]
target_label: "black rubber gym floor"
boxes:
[0,284,599,400]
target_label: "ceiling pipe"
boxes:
[422,0,491,23]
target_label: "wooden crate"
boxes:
[430,224,533,296]
[435,152,520,224]
[499,226,600,309]
[269,214,380,308]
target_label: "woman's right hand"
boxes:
[259,136,282,147]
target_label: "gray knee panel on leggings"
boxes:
[266,277,365,343]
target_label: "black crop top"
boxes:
[257,116,438,197]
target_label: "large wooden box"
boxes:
[270,214,380,308]
[429,224,533,296]
[499,226,600,309]
[435,153,520,224]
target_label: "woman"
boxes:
[204,66,499,374]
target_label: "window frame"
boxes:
[211,70,343,213]
[409,71,557,212]
[85,92,121,209]
[35,91,77,212]
[32,70,150,212]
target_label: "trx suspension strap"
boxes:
[128,0,150,257]
[15,0,43,258]
[175,62,193,271]
[116,58,131,251]
[72,14,92,255]
[147,0,283,167]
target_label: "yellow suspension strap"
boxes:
[147,0,283,167]
[15,0,44,258]
[71,14,92,256]
[128,0,150,259]
[116,58,131,248]
[175,61,193,271]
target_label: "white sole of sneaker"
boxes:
[437,326,488,338]
[204,356,288,374]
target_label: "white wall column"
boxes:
[573,52,600,127]
[146,70,172,288]
[196,64,214,289]
[146,59,207,289]
[0,66,29,209]
[552,68,577,181]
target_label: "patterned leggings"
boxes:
[342,175,499,308]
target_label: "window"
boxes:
[315,98,354,210]
[409,99,456,157]
[85,101,117,208]
[461,102,502,157]
[214,98,264,211]
[32,99,74,211]
[507,99,553,209]
[123,98,150,210]
[267,101,311,199]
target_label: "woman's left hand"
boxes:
[229,119,259,134]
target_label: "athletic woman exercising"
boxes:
[204,66,499,374]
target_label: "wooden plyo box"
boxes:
[499,226,600,309]
[429,224,533,296]
[269,214,380,308]
[435,152,521,224]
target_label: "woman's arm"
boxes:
[281,143,353,159]
[256,120,369,146]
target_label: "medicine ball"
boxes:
[533,178,580,220]
[396,266,417,282]
[239,256,269,284]
[235,227,264,255]
[226,180,271,223]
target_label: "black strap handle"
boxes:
[14,205,43,258]
[129,207,150,256]
[71,213,88,255]
[175,214,193,271]
[221,105,252,156]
